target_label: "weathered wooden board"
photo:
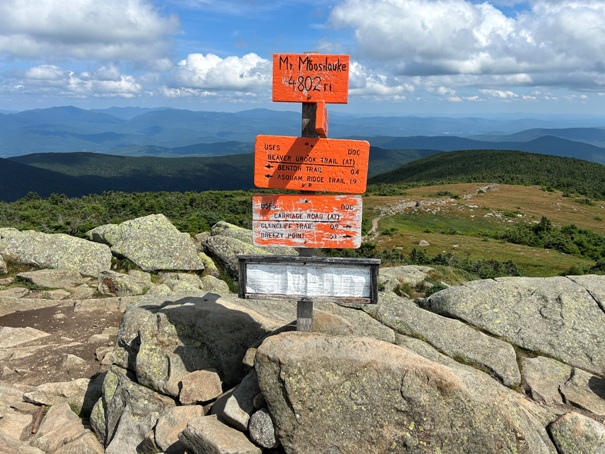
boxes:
[254,135,369,193]
[272,53,349,103]
[315,100,328,137]
[238,255,380,304]
[252,194,362,248]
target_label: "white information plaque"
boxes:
[238,255,380,304]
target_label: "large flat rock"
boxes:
[423,276,605,376]
[256,332,556,454]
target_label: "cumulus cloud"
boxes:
[1,0,602,110]
[0,0,179,62]
[329,0,605,93]
[348,60,414,98]
[13,64,142,98]
[169,53,271,92]
[480,89,519,99]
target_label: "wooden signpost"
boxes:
[240,52,378,332]
[254,135,370,193]
[315,101,328,137]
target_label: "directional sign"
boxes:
[273,53,349,103]
[252,194,362,249]
[254,135,370,193]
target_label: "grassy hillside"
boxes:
[369,149,605,200]
[362,182,605,277]
[0,157,102,200]
[1,147,431,201]
[3,153,255,201]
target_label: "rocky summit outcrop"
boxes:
[86,214,204,272]
[422,276,605,376]
[255,333,555,454]
[203,221,297,279]
[0,228,112,276]
[1,215,605,453]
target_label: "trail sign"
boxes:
[252,194,362,249]
[273,53,349,103]
[238,256,380,304]
[254,135,370,193]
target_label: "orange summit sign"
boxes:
[254,135,370,193]
[272,53,349,103]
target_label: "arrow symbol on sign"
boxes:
[265,164,274,169]
[343,225,352,229]
[265,174,271,178]
[343,234,352,238]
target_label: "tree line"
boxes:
[368,149,605,200]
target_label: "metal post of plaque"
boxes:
[297,102,318,332]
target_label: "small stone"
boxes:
[560,369,605,416]
[70,284,96,300]
[249,408,279,449]
[17,269,84,289]
[242,347,257,368]
[179,369,223,405]
[0,327,50,348]
[42,289,71,300]
[0,287,30,298]
[62,354,87,370]
[154,405,205,452]
[2,366,16,377]
[179,415,261,454]
[549,412,605,454]
[95,346,114,364]
[214,371,260,431]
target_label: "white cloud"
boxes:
[14,64,142,98]
[159,87,217,98]
[170,53,271,92]
[0,0,179,62]
[329,0,605,93]
[24,65,65,81]
[348,61,415,98]
[480,89,519,99]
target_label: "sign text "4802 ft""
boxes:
[273,53,349,104]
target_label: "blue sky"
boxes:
[0,0,604,116]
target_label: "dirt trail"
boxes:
[365,184,498,242]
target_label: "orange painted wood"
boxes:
[252,194,362,248]
[315,101,328,137]
[254,135,370,193]
[272,53,349,103]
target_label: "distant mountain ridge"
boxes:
[1,105,604,160]
[364,134,605,164]
[2,106,605,202]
